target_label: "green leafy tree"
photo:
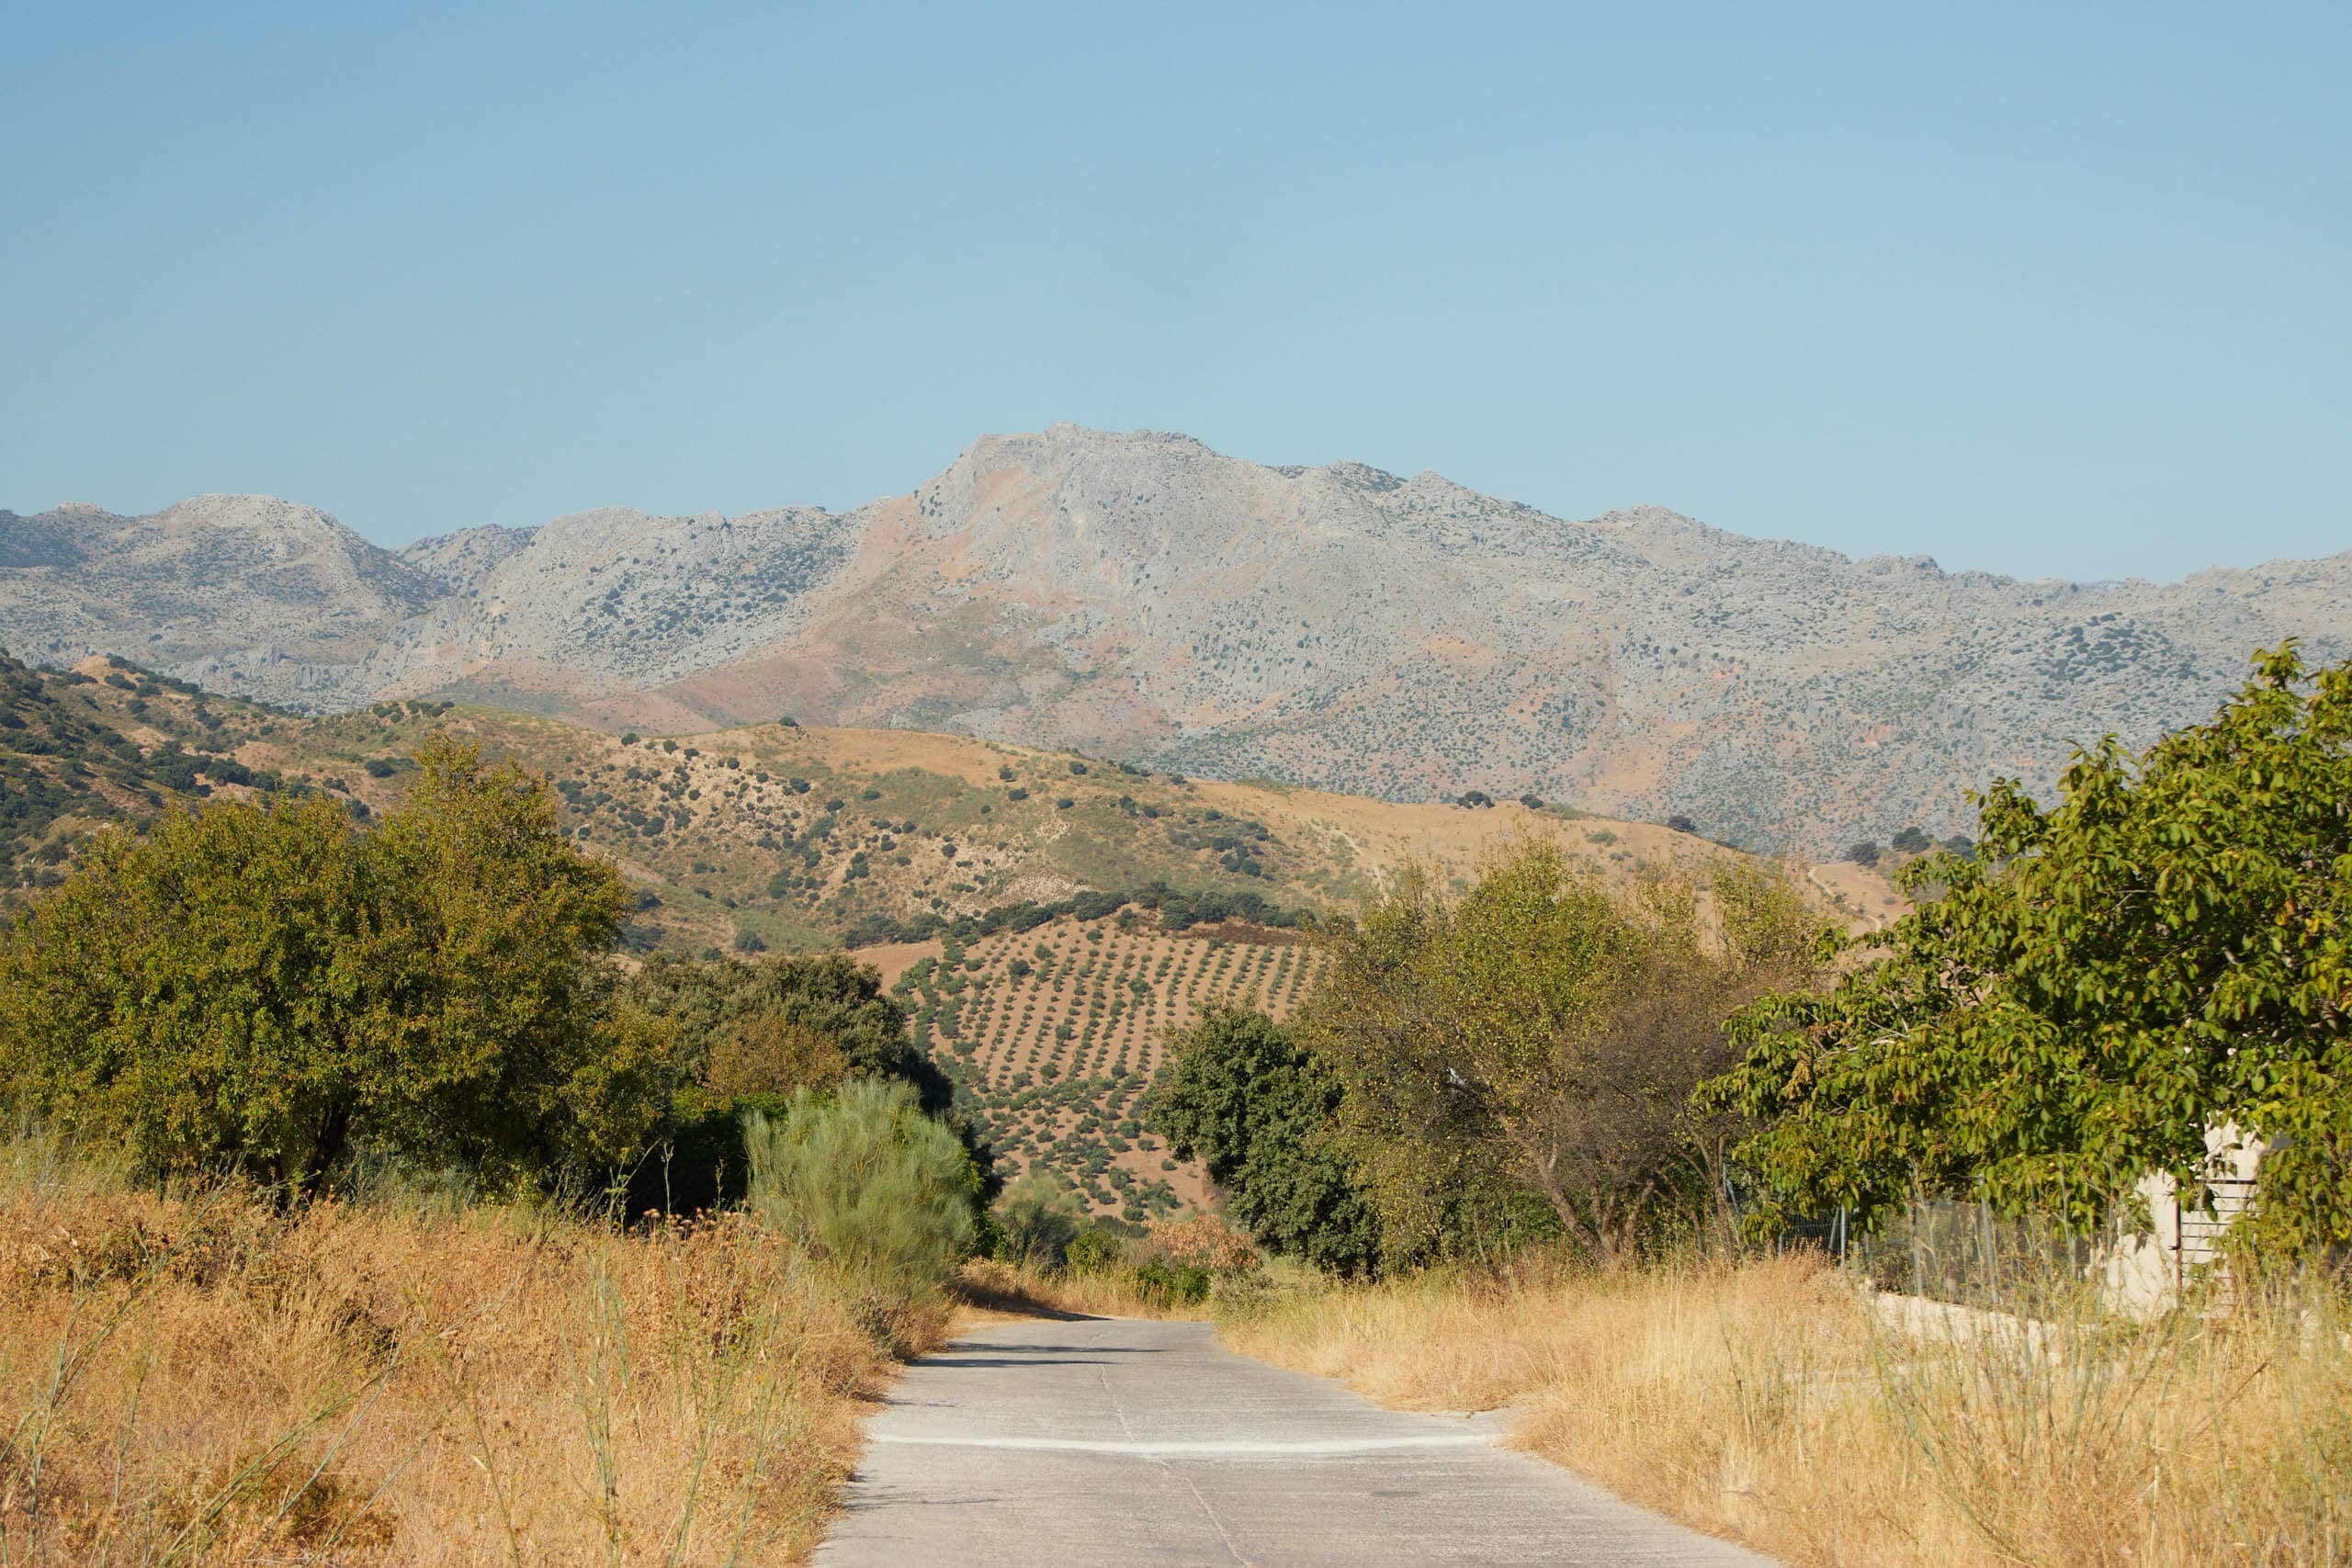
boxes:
[1151,1007,1381,1276]
[0,738,673,1190]
[1307,842,1823,1265]
[619,953,943,1103]
[619,952,995,1215]
[1704,647,2352,1255]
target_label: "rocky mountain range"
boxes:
[6,425,2346,852]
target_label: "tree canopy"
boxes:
[1705,647,2352,1255]
[616,950,996,1218]
[616,951,948,1111]
[1150,1007,1382,1276]
[1301,841,1824,1265]
[0,738,676,1190]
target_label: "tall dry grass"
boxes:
[951,1257,1213,1322]
[0,1134,946,1563]
[1219,1251,2352,1565]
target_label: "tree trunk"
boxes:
[306,1100,352,1195]
[1513,1130,1606,1259]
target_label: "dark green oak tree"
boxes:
[1150,1006,1382,1276]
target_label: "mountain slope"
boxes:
[0,497,441,707]
[8,427,2346,851]
[6,653,1876,945]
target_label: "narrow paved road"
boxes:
[818,1315,1767,1566]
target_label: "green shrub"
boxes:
[996,1168,1084,1270]
[1125,1257,1210,1308]
[743,1079,976,1299]
[1063,1225,1124,1275]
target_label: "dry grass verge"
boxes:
[0,1137,947,1563]
[1218,1252,2352,1565]
[952,1257,1213,1322]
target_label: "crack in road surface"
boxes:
[819,1315,1769,1566]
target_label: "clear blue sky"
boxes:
[4,2,2346,581]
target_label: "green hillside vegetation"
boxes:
[1,649,1842,959]
[0,651,1352,951]
[0,652,305,916]
[0,646,1880,1237]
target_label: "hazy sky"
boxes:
[4,2,2346,581]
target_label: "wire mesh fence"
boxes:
[1725,1184,2121,1308]
[1844,1198,2102,1308]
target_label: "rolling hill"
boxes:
[4,650,1900,945]
[10,427,2346,853]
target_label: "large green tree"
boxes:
[1307,843,1823,1265]
[1704,647,2352,1255]
[0,738,677,1190]
[1150,1006,1382,1276]
[616,952,948,1110]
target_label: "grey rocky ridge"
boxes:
[4,425,2346,852]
